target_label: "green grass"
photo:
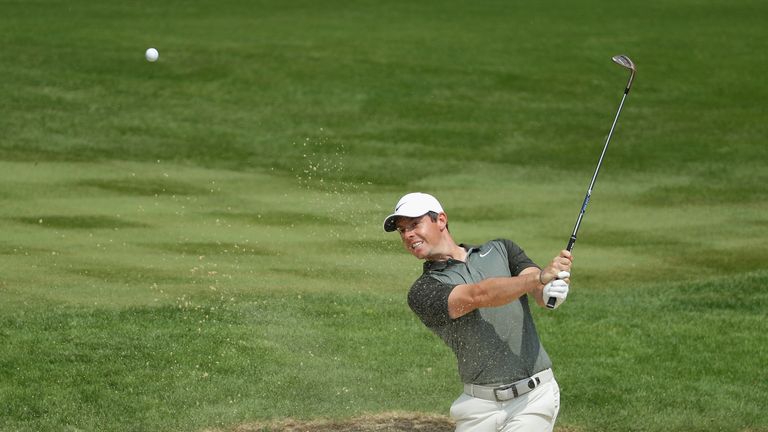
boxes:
[540,271,768,431]
[1,0,767,431]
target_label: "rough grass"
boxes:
[212,412,594,432]
[216,412,456,432]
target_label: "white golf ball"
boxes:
[145,48,159,62]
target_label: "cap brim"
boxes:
[383,211,433,232]
[383,214,399,232]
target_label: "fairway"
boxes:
[1,1,767,431]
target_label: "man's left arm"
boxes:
[520,267,548,307]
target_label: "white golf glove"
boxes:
[544,271,570,309]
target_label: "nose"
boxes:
[400,229,416,243]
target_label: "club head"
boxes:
[612,54,636,91]
[612,55,635,71]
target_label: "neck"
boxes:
[427,241,467,262]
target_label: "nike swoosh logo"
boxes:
[479,249,492,257]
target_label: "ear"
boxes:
[437,212,448,231]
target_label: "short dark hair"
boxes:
[426,211,449,231]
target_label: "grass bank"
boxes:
[1,0,767,431]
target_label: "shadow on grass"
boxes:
[13,215,150,229]
[76,178,210,196]
[152,241,275,256]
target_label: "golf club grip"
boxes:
[567,235,577,252]
[545,235,577,309]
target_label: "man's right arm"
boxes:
[448,249,573,317]
[447,273,542,319]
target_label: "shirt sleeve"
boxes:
[500,239,540,276]
[407,273,455,328]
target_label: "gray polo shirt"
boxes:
[407,239,552,385]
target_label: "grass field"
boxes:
[1,1,767,431]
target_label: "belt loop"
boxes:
[528,377,541,389]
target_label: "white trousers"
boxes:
[450,375,560,432]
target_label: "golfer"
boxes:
[384,192,572,432]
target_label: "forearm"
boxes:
[463,273,542,309]
[521,267,547,307]
[448,265,561,318]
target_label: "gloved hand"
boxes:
[544,271,570,309]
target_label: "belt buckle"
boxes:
[493,383,519,401]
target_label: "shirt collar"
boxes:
[423,244,479,271]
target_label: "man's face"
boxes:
[395,213,441,260]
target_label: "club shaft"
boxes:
[546,84,632,309]
[567,89,629,251]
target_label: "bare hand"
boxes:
[540,250,572,285]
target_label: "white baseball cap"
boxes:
[383,192,444,232]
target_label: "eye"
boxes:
[396,220,420,234]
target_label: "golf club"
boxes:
[546,54,637,309]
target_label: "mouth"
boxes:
[410,241,424,250]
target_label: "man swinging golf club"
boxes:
[383,55,635,430]
[384,192,572,432]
